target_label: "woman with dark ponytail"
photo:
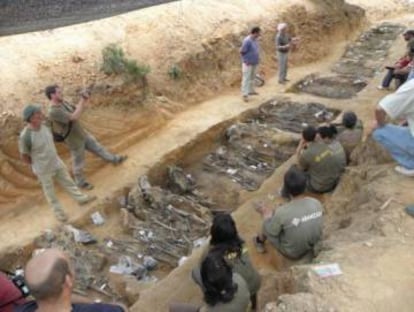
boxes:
[192,214,261,310]
[199,249,250,311]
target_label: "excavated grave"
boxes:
[2,98,340,305]
[291,22,405,99]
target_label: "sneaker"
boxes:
[243,95,249,102]
[113,155,128,165]
[78,195,97,206]
[249,91,259,95]
[377,85,389,90]
[278,80,285,84]
[283,78,290,82]
[78,181,94,190]
[395,166,414,177]
[253,236,266,253]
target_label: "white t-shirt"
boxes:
[19,124,64,176]
[379,79,414,136]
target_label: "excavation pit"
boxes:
[292,74,367,99]
[0,98,341,307]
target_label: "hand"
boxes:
[80,89,91,100]
[368,120,380,135]
[254,201,273,219]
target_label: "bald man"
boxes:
[16,249,127,312]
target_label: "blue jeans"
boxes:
[373,124,414,169]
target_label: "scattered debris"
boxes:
[91,212,105,225]
[312,263,343,278]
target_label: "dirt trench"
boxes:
[0,0,365,218]
[0,98,340,307]
[1,1,412,311]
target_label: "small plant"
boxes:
[101,44,150,83]
[168,64,182,80]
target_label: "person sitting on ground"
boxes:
[254,168,323,259]
[19,105,96,222]
[378,29,414,90]
[334,111,363,163]
[372,78,414,176]
[200,249,251,312]
[318,125,346,170]
[0,271,27,312]
[46,85,127,190]
[16,249,128,312]
[191,214,261,310]
[288,125,343,194]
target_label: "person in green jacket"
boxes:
[255,167,323,259]
[192,214,261,310]
[199,250,251,312]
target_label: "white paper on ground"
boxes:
[312,263,343,278]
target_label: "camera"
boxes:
[10,270,30,297]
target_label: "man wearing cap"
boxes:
[15,249,127,312]
[378,29,414,90]
[18,105,96,222]
[45,85,127,190]
[373,78,414,176]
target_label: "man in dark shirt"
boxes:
[16,249,127,312]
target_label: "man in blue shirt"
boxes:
[240,26,261,102]
[16,249,127,312]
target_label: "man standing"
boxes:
[19,105,96,222]
[373,79,414,176]
[46,85,127,190]
[240,26,261,102]
[275,23,298,84]
[255,168,323,259]
[16,249,127,312]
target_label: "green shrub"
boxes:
[101,44,150,83]
[168,64,182,80]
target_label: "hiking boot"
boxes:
[243,95,249,102]
[249,91,259,95]
[253,236,266,253]
[78,181,94,190]
[78,195,97,206]
[113,155,128,165]
[55,210,68,223]
[395,165,414,177]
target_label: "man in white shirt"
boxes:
[19,105,96,222]
[373,79,414,176]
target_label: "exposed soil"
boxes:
[1,0,414,312]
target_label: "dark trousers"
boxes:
[381,68,408,88]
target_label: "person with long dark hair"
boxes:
[199,250,250,311]
[192,214,261,310]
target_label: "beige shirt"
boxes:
[19,124,64,176]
